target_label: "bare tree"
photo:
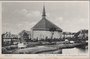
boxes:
[49,27,56,43]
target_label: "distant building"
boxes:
[2,32,18,46]
[31,5,62,40]
[62,32,75,39]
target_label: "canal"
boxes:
[62,47,88,55]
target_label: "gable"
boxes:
[32,18,62,32]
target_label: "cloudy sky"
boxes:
[2,1,89,34]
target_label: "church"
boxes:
[31,5,62,40]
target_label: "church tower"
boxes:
[31,5,62,40]
[42,5,46,18]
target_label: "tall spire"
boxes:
[42,4,46,18]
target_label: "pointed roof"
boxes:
[32,5,62,32]
[42,5,46,17]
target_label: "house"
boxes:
[62,32,75,39]
[2,32,19,46]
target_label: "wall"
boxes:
[32,30,62,40]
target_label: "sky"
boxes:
[2,1,89,34]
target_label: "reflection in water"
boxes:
[76,47,88,54]
[62,47,88,55]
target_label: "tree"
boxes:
[19,30,29,42]
[49,27,56,43]
[2,33,5,47]
[63,32,66,40]
[74,29,88,43]
[22,32,29,42]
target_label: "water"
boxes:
[12,45,88,54]
[62,47,88,55]
[34,46,88,54]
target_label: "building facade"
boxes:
[2,32,19,46]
